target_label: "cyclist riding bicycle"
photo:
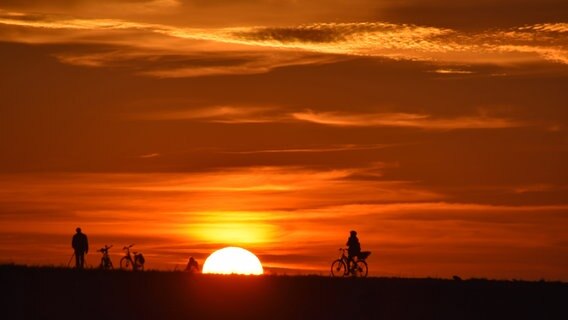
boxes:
[346,230,361,272]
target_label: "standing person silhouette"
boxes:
[346,230,361,272]
[72,227,89,269]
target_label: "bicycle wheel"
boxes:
[331,259,347,277]
[134,255,145,271]
[120,257,132,270]
[353,260,368,277]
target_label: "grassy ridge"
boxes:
[1,265,566,320]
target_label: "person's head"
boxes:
[350,230,357,236]
[76,227,82,233]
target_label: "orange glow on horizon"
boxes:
[0,1,567,281]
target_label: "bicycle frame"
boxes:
[123,245,133,261]
[338,248,348,261]
[121,244,144,271]
[98,245,113,270]
[339,248,357,267]
[331,248,369,277]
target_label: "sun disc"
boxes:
[202,247,264,275]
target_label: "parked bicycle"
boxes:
[331,248,371,277]
[97,245,113,270]
[120,244,145,271]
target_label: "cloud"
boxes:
[520,23,568,33]
[291,110,525,129]
[0,166,441,219]
[1,10,567,77]
[140,153,160,158]
[234,22,568,64]
[139,53,339,77]
[131,105,526,130]
[221,144,391,154]
[433,68,474,74]
[513,184,560,194]
[133,106,282,123]
[233,22,453,51]
[54,49,340,77]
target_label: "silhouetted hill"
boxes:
[1,265,566,320]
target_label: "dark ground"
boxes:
[1,265,566,320]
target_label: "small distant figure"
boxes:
[346,230,361,271]
[71,227,89,269]
[185,256,200,273]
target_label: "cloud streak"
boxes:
[133,105,526,130]
[291,110,526,129]
[1,9,567,78]
[133,106,282,123]
[221,144,391,154]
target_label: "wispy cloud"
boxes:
[222,144,391,154]
[433,68,474,74]
[133,106,282,123]
[141,53,338,77]
[140,153,160,159]
[132,106,526,130]
[55,50,339,77]
[291,110,525,129]
[519,23,568,34]
[1,10,567,77]
[513,184,561,194]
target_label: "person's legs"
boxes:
[347,254,354,273]
[75,252,84,269]
[75,251,80,269]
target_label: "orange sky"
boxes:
[0,1,567,280]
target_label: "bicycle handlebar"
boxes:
[97,244,112,252]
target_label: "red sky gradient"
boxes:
[0,1,567,280]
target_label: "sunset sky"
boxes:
[0,1,567,280]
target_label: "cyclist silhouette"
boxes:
[346,230,361,272]
[71,227,89,269]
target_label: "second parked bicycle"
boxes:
[120,244,145,271]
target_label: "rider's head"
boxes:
[350,230,357,236]
[76,227,82,233]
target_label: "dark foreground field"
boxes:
[1,265,566,320]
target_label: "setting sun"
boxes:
[202,247,264,275]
